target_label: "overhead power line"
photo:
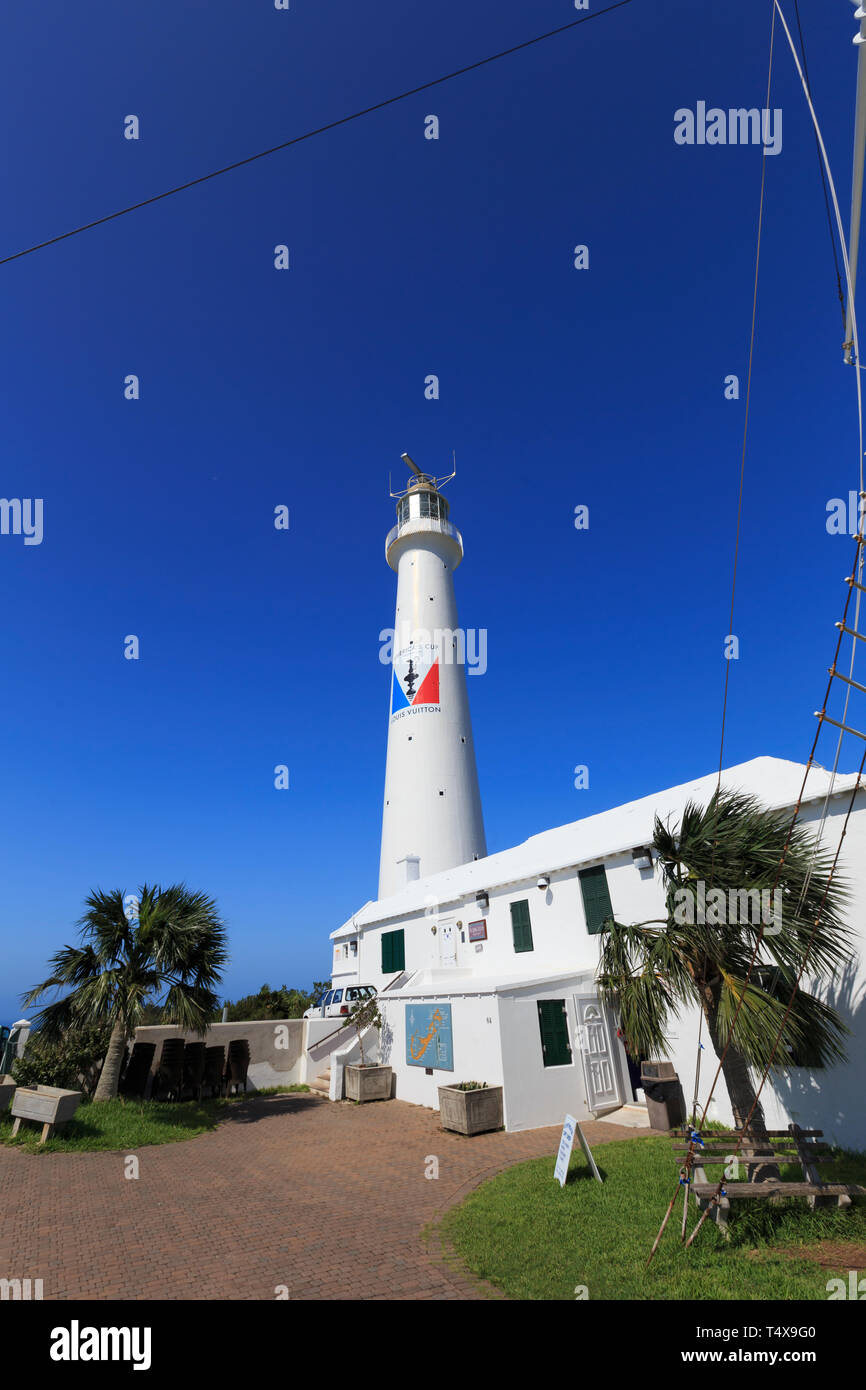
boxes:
[0,0,636,267]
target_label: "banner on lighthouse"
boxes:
[391,642,440,716]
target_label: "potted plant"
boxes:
[438,1080,504,1135]
[342,996,392,1102]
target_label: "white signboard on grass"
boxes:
[554,1113,604,1186]
[554,1114,577,1187]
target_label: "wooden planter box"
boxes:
[438,1084,504,1136]
[11,1085,82,1143]
[345,1064,392,1103]
[0,1075,16,1114]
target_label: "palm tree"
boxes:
[597,789,851,1143]
[22,884,228,1102]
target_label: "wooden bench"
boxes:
[672,1124,866,1234]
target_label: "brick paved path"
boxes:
[0,1095,644,1300]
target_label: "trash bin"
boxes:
[640,1061,686,1131]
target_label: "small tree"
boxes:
[342,995,383,1065]
[597,789,851,1144]
[23,884,227,1102]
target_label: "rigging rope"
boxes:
[0,0,637,267]
[650,0,866,1261]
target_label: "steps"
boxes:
[596,1103,652,1129]
[309,1065,332,1099]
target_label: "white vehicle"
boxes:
[303,984,377,1020]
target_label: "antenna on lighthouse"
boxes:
[401,451,424,479]
[390,451,456,496]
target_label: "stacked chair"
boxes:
[120,1042,156,1098]
[128,1035,253,1101]
[154,1038,185,1101]
[182,1042,206,1102]
[203,1046,226,1098]
[224,1039,250,1096]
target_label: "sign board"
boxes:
[554,1114,604,1187]
[405,1002,453,1070]
[576,1121,603,1183]
[467,919,487,942]
[554,1114,577,1187]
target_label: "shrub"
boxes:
[222,983,317,1021]
[11,1023,111,1096]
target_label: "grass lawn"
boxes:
[0,1085,310,1154]
[438,1136,866,1300]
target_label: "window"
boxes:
[579,865,614,935]
[346,988,361,1002]
[332,989,343,1003]
[510,899,534,953]
[324,991,335,1006]
[382,928,405,973]
[537,1000,573,1067]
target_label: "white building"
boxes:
[330,755,866,1145]
[322,463,865,1144]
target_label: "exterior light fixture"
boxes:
[476,891,489,911]
[537,875,550,890]
[632,847,653,870]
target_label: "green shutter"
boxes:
[537,1000,572,1068]
[579,865,614,935]
[510,899,534,953]
[381,928,405,973]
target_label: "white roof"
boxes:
[331,756,861,938]
[376,966,598,998]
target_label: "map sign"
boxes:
[405,1002,453,1070]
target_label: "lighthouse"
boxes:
[378,454,487,899]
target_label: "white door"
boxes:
[438,919,457,967]
[573,995,622,1114]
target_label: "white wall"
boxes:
[634,795,866,1149]
[336,789,866,1142]
[378,992,504,1111]
[497,981,596,1132]
[348,851,660,995]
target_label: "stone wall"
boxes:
[132,1019,306,1093]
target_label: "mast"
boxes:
[845,2,866,362]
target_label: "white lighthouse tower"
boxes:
[378,454,487,899]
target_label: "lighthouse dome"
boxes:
[386,479,463,571]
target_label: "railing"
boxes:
[385,517,462,555]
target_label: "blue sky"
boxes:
[1,0,863,1023]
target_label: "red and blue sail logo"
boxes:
[391,645,440,713]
